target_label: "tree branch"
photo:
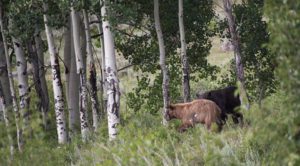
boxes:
[91,33,103,39]
[117,64,134,72]
[89,20,100,24]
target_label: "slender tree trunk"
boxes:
[83,9,99,131]
[71,7,89,141]
[26,38,48,130]
[34,29,49,129]
[96,15,106,116]
[0,41,5,122]
[0,41,12,107]
[223,0,250,110]
[154,0,170,125]
[43,2,67,144]
[79,17,87,70]
[101,1,120,140]
[178,0,190,102]
[63,22,71,104]
[0,7,23,151]
[12,37,31,134]
[69,36,80,133]
[63,16,80,135]
[0,98,2,121]
[0,84,14,156]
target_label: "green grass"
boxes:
[69,91,296,166]
[1,91,296,165]
[73,113,254,166]
[36,92,294,166]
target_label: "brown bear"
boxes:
[165,99,223,132]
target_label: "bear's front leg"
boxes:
[232,112,243,125]
[177,119,194,133]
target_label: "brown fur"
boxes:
[165,99,223,132]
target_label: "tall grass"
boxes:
[71,91,298,166]
[0,76,298,165]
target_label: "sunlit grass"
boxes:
[74,112,253,166]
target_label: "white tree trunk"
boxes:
[43,2,68,144]
[101,1,120,140]
[12,37,31,134]
[0,8,23,151]
[71,7,89,141]
[83,9,99,131]
[178,0,190,102]
[223,0,250,110]
[64,15,80,136]
[154,0,170,125]
[34,29,50,129]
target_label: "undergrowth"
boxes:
[0,91,299,165]
[74,91,299,165]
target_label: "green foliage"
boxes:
[218,1,277,102]
[113,0,217,113]
[126,65,181,114]
[264,0,300,163]
[246,93,299,165]
[5,0,69,42]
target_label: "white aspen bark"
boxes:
[71,7,89,141]
[96,15,106,115]
[223,0,250,110]
[12,37,31,133]
[178,0,190,102]
[101,1,120,140]
[43,2,67,144]
[0,7,23,151]
[83,9,99,131]
[64,15,80,135]
[0,85,14,156]
[34,29,50,129]
[154,0,170,125]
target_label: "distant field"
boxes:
[207,37,234,67]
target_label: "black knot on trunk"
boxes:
[15,42,20,47]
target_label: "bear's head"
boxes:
[164,104,177,121]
